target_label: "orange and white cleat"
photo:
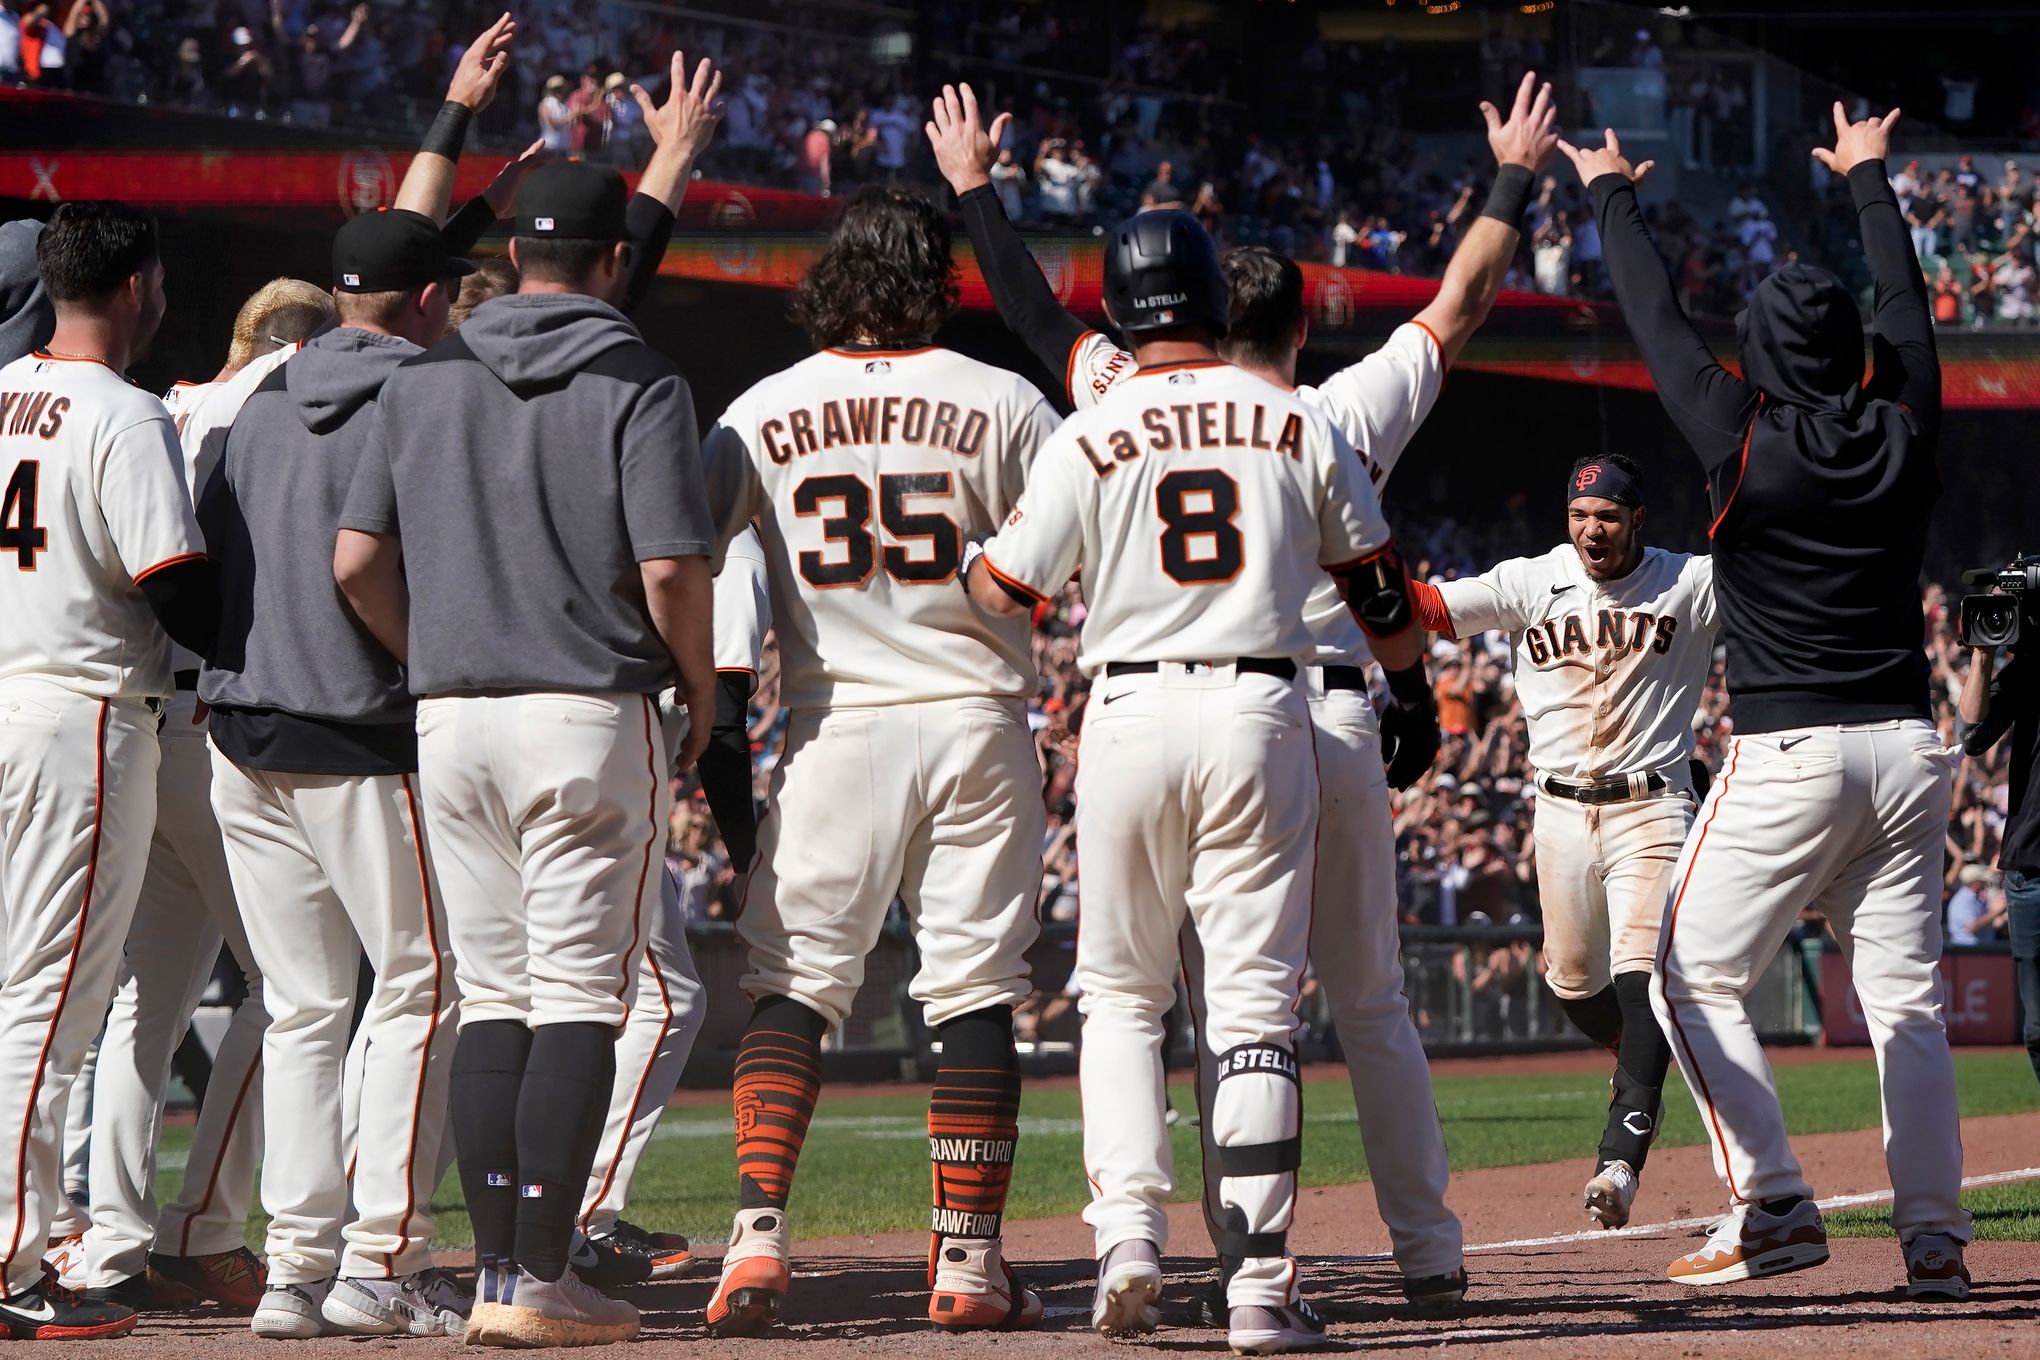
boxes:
[705,1208,791,1338]
[928,1238,1042,1331]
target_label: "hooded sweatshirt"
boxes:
[339,292,711,695]
[1591,161,1939,734]
[0,219,54,366]
[199,327,420,773]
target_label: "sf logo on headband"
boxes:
[1574,464,1603,493]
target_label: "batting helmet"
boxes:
[1102,209,1229,338]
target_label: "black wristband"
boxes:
[1480,164,1536,227]
[421,101,474,163]
[1383,660,1433,709]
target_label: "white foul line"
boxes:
[1318,1164,2040,1262]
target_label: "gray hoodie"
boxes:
[200,328,420,770]
[340,293,711,695]
[0,220,54,366]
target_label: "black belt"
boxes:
[175,669,200,692]
[1540,771,1668,806]
[1318,664,1369,692]
[1105,657,1297,680]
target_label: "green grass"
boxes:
[1828,1177,2040,1242]
[153,1049,2040,1251]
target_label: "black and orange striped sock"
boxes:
[733,994,828,1210]
[928,1006,1021,1271]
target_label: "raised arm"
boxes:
[622,52,726,311]
[1561,131,1757,472]
[928,83,1093,388]
[1411,72,1560,366]
[1814,104,1939,430]
[391,12,517,222]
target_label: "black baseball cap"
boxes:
[516,162,630,242]
[332,209,475,293]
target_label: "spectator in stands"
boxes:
[536,72,573,150]
[1532,212,1571,295]
[220,26,272,117]
[166,34,206,106]
[0,2,20,84]
[867,94,917,176]
[988,146,1027,220]
[567,63,604,150]
[285,20,336,125]
[1947,865,2006,944]
[1034,137,1083,224]
[799,118,835,196]
[1994,246,2037,324]
[1140,158,1183,207]
[1932,260,1963,325]
[602,72,644,167]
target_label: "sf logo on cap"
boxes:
[1574,464,1602,493]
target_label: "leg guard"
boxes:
[1598,972,1672,1171]
[1209,1043,1301,1306]
[1558,984,1624,1052]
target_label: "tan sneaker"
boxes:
[465,1263,638,1348]
[1667,1200,1828,1286]
[1903,1233,1970,1300]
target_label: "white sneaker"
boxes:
[1903,1232,1971,1300]
[41,1235,87,1293]
[465,1262,639,1348]
[322,1269,470,1337]
[1228,1298,1331,1355]
[1584,1159,1640,1229]
[252,1278,335,1339]
[1090,1239,1162,1336]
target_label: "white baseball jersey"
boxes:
[159,344,298,674]
[703,345,1059,708]
[1065,323,1445,670]
[0,351,205,700]
[980,359,1390,673]
[1435,545,1718,781]
[715,525,771,674]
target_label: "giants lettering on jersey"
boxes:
[1522,608,1681,666]
[0,391,69,439]
[1074,400,1304,476]
[759,396,988,464]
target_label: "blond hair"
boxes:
[227,277,334,370]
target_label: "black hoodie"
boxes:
[1591,161,1940,734]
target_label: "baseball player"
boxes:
[1566,108,1970,1295]
[575,525,768,1284]
[75,278,334,1318]
[966,208,1431,1356]
[928,76,1557,1311]
[1407,453,1717,1229]
[697,185,1059,1337]
[0,201,216,1341]
[335,65,725,1346]
[200,211,473,1342]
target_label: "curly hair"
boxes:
[792,186,957,348]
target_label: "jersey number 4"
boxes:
[794,472,961,588]
[1157,469,1243,585]
[1,460,47,571]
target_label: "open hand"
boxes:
[1812,101,1900,177]
[446,12,515,113]
[926,82,1010,195]
[1481,71,1559,173]
[481,139,550,216]
[1556,128,1656,187]
[637,51,725,161]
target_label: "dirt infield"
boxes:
[72,1107,2040,1357]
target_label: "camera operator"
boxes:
[1959,630,2040,1089]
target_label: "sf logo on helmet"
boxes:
[1574,464,1603,493]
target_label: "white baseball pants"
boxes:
[416,691,669,1031]
[1184,682,1463,1279]
[738,696,1043,1028]
[580,868,706,1238]
[1075,665,1317,1309]
[85,695,266,1286]
[211,756,456,1284]
[1534,778,1694,999]
[50,1036,95,1242]
[0,681,159,1298]
[1651,720,1971,1241]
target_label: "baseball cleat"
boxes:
[705,1207,792,1337]
[81,1267,203,1314]
[149,1246,266,1313]
[1667,1200,1828,1286]
[251,1277,335,1338]
[1090,1239,1162,1336]
[1902,1233,1971,1300]
[569,1229,652,1290]
[1401,1265,1469,1315]
[321,1268,469,1337]
[605,1218,698,1280]
[1584,1159,1640,1229]
[40,1235,86,1293]
[928,1237,1042,1330]
[1228,1298,1330,1355]
[465,1261,639,1348]
[0,1265,138,1340]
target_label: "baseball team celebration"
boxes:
[2,1,2038,1355]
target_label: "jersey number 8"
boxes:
[1156,469,1243,585]
[794,472,961,589]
